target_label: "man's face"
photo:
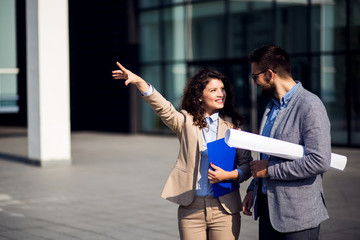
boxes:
[251,63,275,98]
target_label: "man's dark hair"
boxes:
[248,45,292,78]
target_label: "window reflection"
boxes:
[230,65,252,131]
[139,65,163,132]
[351,55,360,144]
[163,0,184,4]
[311,0,346,52]
[0,0,18,113]
[312,55,347,144]
[276,1,308,54]
[136,0,358,145]
[350,0,360,50]
[188,2,226,60]
[290,57,309,88]
[139,10,160,63]
[165,63,186,109]
[229,0,273,58]
[164,6,185,61]
[138,0,160,9]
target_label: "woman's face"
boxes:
[200,78,226,117]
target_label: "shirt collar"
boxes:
[206,112,219,123]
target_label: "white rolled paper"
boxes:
[224,129,347,171]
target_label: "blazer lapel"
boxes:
[217,117,228,139]
[196,125,203,151]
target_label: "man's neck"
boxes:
[274,78,296,100]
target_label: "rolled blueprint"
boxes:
[224,129,347,171]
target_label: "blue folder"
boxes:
[207,138,239,198]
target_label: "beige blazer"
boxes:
[143,89,252,214]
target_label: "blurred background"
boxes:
[0,0,359,147]
[0,1,359,239]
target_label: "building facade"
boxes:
[137,0,360,147]
[0,0,359,147]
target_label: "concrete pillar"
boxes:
[26,0,71,166]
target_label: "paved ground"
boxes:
[0,127,359,240]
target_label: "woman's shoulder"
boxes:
[180,110,196,123]
[180,109,191,116]
[220,115,239,130]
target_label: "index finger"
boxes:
[116,62,127,72]
[210,162,219,169]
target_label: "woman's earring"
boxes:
[199,99,202,102]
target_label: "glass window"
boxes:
[276,1,308,54]
[228,1,248,58]
[191,0,213,2]
[230,64,252,131]
[188,1,226,60]
[163,0,184,5]
[139,10,161,63]
[290,56,311,90]
[309,55,321,96]
[164,6,186,61]
[351,54,360,145]
[0,0,18,113]
[188,64,226,79]
[311,0,346,52]
[312,55,347,145]
[139,65,163,132]
[165,63,186,109]
[0,73,18,112]
[136,0,357,146]
[229,0,273,58]
[350,0,360,50]
[138,0,161,9]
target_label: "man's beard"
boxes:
[260,79,276,98]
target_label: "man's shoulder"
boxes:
[302,88,319,98]
[296,87,324,108]
[293,88,329,123]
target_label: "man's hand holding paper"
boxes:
[250,160,269,178]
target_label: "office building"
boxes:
[1,0,359,147]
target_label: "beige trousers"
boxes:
[178,196,241,240]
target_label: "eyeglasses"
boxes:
[251,70,268,82]
[251,69,276,81]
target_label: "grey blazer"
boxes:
[248,83,331,233]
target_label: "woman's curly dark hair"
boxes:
[180,68,245,129]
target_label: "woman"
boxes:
[112,62,252,240]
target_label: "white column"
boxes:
[26,0,71,166]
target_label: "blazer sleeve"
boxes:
[267,95,331,180]
[236,148,253,183]
[142,88,185,136]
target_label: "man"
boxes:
[242,45,331,240]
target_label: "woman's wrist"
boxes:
[135,78,150,93]
[226,170,239,181]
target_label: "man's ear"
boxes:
[269,69,276,79]
[265,72,272,83]
[267,70,276,83]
